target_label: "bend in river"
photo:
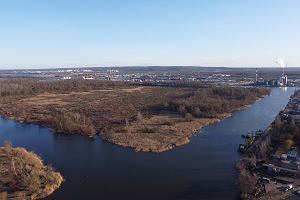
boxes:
[0,87,295,200]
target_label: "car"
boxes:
[285,184,293,191]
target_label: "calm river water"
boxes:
[0,87,295,200]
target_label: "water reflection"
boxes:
[0,88,295,200]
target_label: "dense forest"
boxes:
[0,79,127,97]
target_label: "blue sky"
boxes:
[0,0,299,69]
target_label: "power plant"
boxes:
[276,58,288,87]
[254,59,288,87]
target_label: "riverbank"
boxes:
[237,89,300,200]
[0,141,63,199]
[104,103,257,152]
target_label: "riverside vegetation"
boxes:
[0,141,63,199]
[0,79,270,152]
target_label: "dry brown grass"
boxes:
[0,80,269,152]
[105,112,233,152]
[0,142,63,199]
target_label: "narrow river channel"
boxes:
[0,87,295,200]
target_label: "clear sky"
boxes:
[0,0,299,69]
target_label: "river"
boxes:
[0,87,295,200]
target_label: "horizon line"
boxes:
[0,65,299,71]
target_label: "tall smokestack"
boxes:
[275,58,288,87]
[255,68,258,83]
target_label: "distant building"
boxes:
[287,150,298,159]
[278,74,288,87]
[83,76,94,80]
[107,69,119,73]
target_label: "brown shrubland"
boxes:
[0,79,269,152]
[0,141,63,199]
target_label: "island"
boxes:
[0,79,269,152]
[0,141,63,199]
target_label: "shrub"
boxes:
[184,113,193,122]
[142,127,156,133]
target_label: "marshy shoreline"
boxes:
[0,79,270,153]
[0,96,263,153]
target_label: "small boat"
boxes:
[238,144,246,153]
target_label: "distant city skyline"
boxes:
[0,0,300,69]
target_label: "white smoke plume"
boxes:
[276,58,286,68]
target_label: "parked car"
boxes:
[285,184,293,191]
